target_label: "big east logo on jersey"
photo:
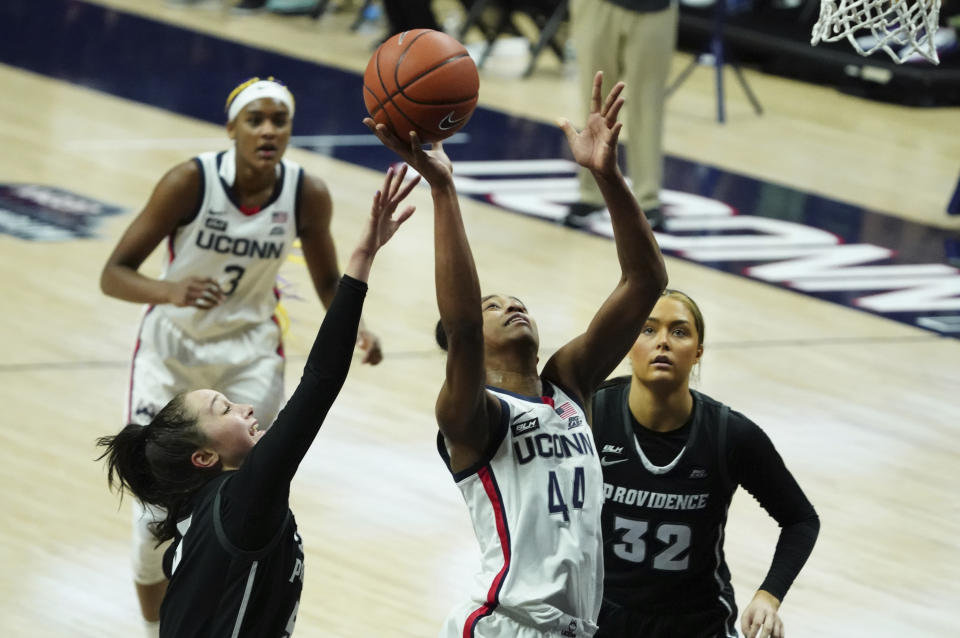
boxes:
[0,184,124,241]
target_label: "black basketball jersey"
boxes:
[160,473,304,638]
[591,378,737,617]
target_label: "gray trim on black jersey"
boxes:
[231,561,259,638]
[633,440,686,475]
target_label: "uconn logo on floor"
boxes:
[427,158,960,337]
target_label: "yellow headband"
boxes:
[225,78,295,122]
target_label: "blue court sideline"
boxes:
[3,0,958,336]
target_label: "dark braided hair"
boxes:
[96,393,222,542]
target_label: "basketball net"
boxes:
[811,0,942,64]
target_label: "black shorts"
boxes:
[595,599,738,638]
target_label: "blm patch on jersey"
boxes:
[205,217,227,231]
[0,184,125,241]
[511,417,540,437]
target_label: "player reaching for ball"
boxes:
[97,165,418,638]
[366,71,668,638]
[100,76,386,635]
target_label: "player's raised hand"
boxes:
[363,118,453,186]
[558,71,625,177]
[168,276,225,309]
[741,590,785,638]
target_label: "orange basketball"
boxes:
[363,29,479,144]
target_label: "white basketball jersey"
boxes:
[156,150,300,339]
[443,381,605,632]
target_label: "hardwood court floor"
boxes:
[0,3,957,638]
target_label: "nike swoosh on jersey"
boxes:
[510,408,536,423]
[438,111,467,131]
[600,456,629,467]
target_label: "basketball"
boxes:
[363,29,479,144]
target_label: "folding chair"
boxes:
[458,0,570,77]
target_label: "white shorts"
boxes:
[125,308,285,428]
[440,602,598,638]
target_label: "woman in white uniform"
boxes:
[100,77,383,634]
[367,72,668,638]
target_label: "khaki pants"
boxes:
[570,0,678,211]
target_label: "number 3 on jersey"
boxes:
[547,467,585,523]
[223,264,246,295]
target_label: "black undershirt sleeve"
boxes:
[730,415,820,602]
[218,275,368,550]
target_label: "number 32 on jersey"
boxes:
[613,515,691,571]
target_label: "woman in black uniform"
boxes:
[591,290,820,638]
[96,166,418,638]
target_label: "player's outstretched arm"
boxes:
[100,161,226,309]
[364,120,500,471]
[544,71,668,404]
[245,164,418,481]
[226,166,418,549]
